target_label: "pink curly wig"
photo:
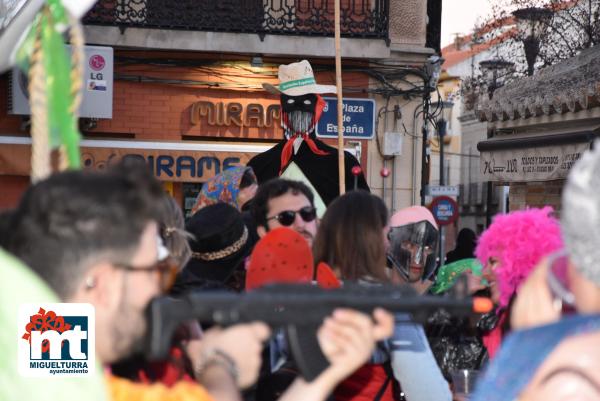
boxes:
[475,206,563,308]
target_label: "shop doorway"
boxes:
[182,182,203,218]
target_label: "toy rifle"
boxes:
[145,283,492,381]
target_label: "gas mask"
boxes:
[387,220,439,282]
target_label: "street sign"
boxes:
[426,185,459,197]
[429,196,459,226]
[316,97,375,140]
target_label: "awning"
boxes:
[0,136,272,183]
[477,131,599,182]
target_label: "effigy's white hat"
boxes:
[263,60,336,96]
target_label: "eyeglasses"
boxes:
[546,250,576,315]
[114,258,179,293]
[267,206,317,227]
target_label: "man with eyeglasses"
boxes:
[5,164,271,400]
[251,178,318,247]
[6,165,394,401]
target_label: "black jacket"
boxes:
[248,138,369,205]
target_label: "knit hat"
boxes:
[246,227,340,290]
[562,142,600,287]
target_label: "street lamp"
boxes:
[512,7,553,76]
[479,59,515,99]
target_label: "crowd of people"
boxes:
[1,56,600,400]
[2,139,600,401]
[1,0,599,392]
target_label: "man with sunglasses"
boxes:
[6,165,395,401]
[252,178,318,247]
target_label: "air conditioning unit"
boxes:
[8,45,113,119]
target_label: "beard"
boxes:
[286,110,314,136]
[109,295,147,361]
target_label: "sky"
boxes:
[441,0,494,48]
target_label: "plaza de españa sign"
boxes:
[316,97,375,140]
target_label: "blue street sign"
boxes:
[429,196,459,226]
[316,97,376,139]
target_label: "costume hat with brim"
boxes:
[184,203,252,284]
[263,59,336,96]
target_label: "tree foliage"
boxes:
[460,0,600,109]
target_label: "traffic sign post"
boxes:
[426,185,459,197]
[429,196,459,227]
[429,196,459,267]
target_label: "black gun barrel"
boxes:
[145,283,492,361]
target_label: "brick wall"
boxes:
[0,55,372,205]
[98,81,281,141]
[508,180,564,213]
[92,56,369,142]
[0,175,29,209]
[1,54,370,143]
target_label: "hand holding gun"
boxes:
[145,283,492,381]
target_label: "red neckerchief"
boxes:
[279,94,329,175]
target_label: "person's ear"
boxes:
[257,225,267,238]
[82,262,123,310]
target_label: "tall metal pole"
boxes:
[438,119,447,265]
[439,120,446,186]
[335,0,345,195]
[391,105,399,213]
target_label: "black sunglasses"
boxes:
[267,206,317,226]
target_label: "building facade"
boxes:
[0,0,441,214]
[477,45,600,214]
[440,23,515,235]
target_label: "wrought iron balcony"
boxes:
[83,0,389,41]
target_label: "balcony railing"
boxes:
[83,0,389,41]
